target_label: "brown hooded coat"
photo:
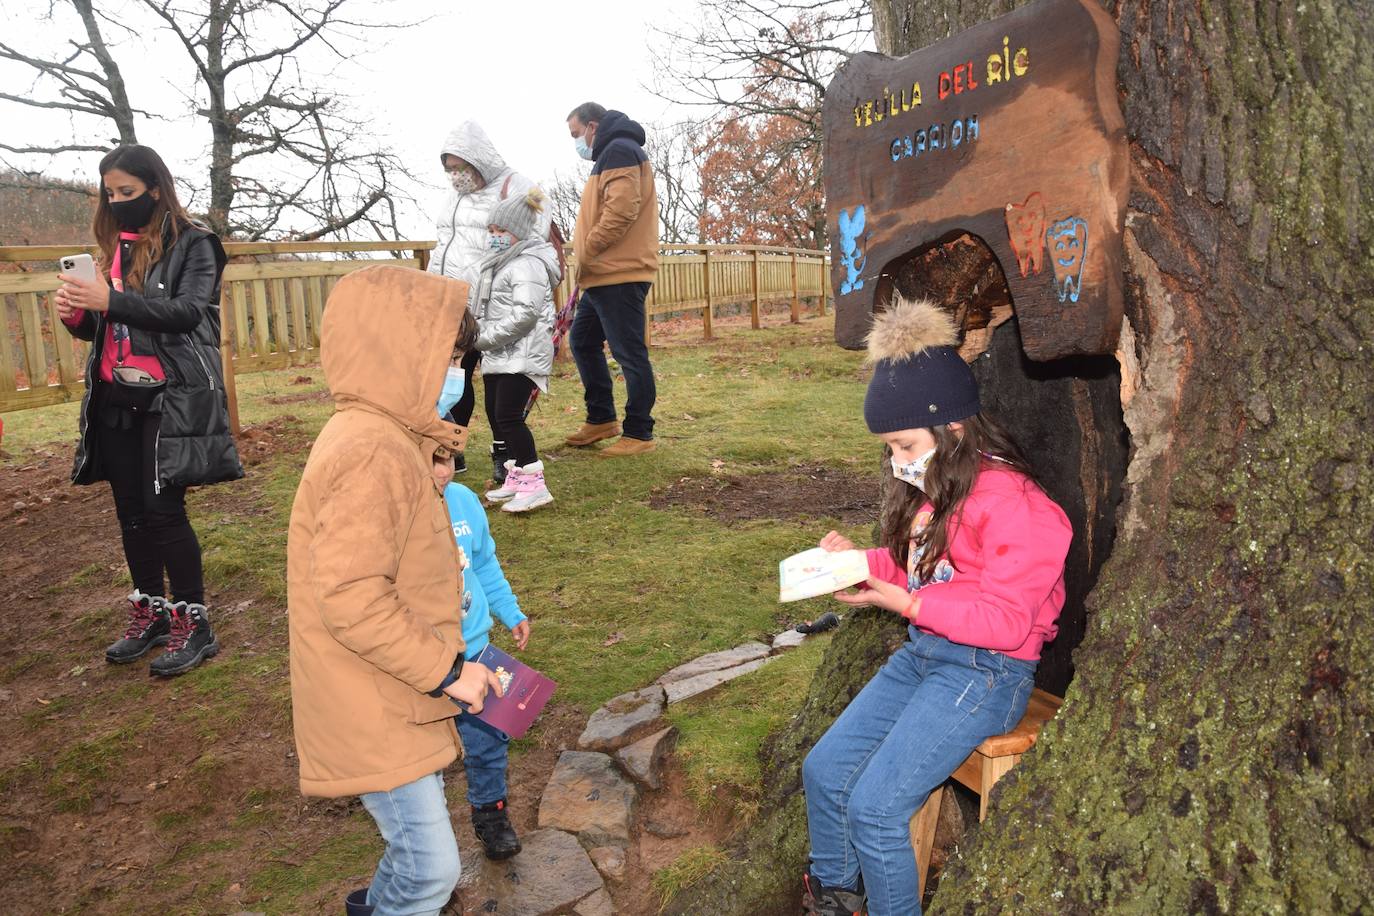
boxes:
[287,265,472,798]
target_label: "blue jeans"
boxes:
[359,772,461,916]
[802,630,1037,916]
[455,712,510,805]
[570,282,656,440]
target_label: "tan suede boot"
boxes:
[564,420,621,447]
[598,436,656,458]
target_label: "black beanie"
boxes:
[862,298,980,433]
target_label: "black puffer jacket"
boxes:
[67,219,244,490]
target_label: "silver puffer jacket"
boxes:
[426,121,552,286]
[473,241,561,391]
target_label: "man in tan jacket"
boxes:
[565,102,660,457]
[287,265,501,916]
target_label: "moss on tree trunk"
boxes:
[670,0,1374,912]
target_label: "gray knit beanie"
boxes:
[862,298,980,433]
[489,187,546,241]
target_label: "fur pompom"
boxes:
[525,187,545,213]
[865,297,960,364]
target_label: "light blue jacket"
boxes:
[442,482,525,660]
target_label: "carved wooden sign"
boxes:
[823,0,1128,359]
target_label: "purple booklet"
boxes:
[456,645,556,739]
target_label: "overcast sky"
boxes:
[0,0,707,239]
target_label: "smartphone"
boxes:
[59,253,98,284]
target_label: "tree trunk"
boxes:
[669,0,1373,912]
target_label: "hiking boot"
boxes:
[802,872,866,916]
[598,436,656,458]
[148,602,219,677]
[502,461,553,514]
[564,420,620,447]
[344,887,373,916]
[485,461,523,502]
[453,451,467,476]
[471,799,522,861]
[105,591,171,664]
[490,441,510,485]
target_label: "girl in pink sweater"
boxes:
[801,298,1072,916]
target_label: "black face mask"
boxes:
[110,191,158,232]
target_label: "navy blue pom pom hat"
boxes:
[862,298,981,434]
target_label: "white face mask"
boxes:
[574,135,593,161]
[891,447,936,489]
[487,232,514,252]
[449,170,479,194]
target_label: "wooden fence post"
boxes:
[702,249,714,340]
[790,252,801,323]
[819,256,829,316]
[416,245,430,273]
[220,313,241,436]
[751,248,762,329]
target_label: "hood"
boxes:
[439,121,509,184]
[592,110,647,159]
[321,265,470,455]
[524,239,562,286]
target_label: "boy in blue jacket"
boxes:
[431,454,531,861]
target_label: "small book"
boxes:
[779,547,871,603]
[456,645,557,739]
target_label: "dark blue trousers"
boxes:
[569,282,656,440]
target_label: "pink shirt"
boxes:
[866,465,1072,661]
[61,232,165,384]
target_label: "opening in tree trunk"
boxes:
[876,232,1131,696]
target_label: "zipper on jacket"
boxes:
[436,196,464,275]
[187,334,215,390]
[152,426,162,495]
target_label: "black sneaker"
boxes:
[106,592,172,664]
[148,602,219,677]
[454,451,468,476]
[472,799,521,861]
[490,442,510,485]
[802,872,866,916]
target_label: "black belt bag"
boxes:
[108,364,166,413]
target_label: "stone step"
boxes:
[537,750,638,846]
[656,642,770,685]
[454,828,604,916]
[664,656,774,705]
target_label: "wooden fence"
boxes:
[0,241,829,419]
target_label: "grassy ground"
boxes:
[0,310,880,912]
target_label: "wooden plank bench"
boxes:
[910,687,1062,896]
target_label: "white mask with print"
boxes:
[449,170,479,194]
[891,447,936,489]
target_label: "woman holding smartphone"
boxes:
[55,144,242,678]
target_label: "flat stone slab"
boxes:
[771,629,808,652]
[615,726,677,791]
[574,886,616,916]
[538,751,638,845]
[664,657,773,705]
[577,685,666,752]
[454,828,604,916]
[588,845,626,882]
[656,642,770,685]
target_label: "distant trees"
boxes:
[650,0,869,248]
[0,0,414,240]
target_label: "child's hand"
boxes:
[443,661,505,714]
[819,530,855,552]
[511,619,530,651]
[833,577,917,618]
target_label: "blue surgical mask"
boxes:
[891,447,936,489]
[487,232,513,252]
[574,135,593,161]
[437,366,465,417]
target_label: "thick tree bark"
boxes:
[670,0,1373,912]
